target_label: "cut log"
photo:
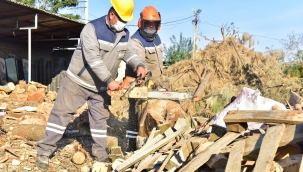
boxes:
[224,110,303,124]
[225,139,245,172]
[254,124,285,172]
[179,132,240,172]
[0,82,15,93]
[72,151,86,165]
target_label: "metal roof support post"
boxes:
[20,13,38,82]
[28,28,31,82]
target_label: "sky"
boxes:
[60,0,303,54]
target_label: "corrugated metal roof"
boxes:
[0,0,85,48]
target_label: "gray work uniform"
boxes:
[124,29,163,150]
[37,15,146,161]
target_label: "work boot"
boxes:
[35,155,49,170]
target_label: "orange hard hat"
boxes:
[138,6,161,37]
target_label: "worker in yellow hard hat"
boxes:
[35,0,147,171]
[124,6,164,152]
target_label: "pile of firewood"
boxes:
[111,108,303,172]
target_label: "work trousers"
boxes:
[37,76,110,162]
[125,99,138,151]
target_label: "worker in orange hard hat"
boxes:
[124,6,164,152]
[35,0,147,171]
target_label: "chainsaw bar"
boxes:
[147,91,193,100]
[108,86,193,100]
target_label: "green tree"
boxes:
[163,33,193,66]
[16,0,80,21]
[283,50,303,77]
[15,0,35,7]
[60,13,81,21]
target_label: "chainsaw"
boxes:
[107,72,193,100]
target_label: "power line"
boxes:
[161,16,194,25]
[126,15,194,27]
[200,22,282,41]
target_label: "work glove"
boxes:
[92,161,108,172]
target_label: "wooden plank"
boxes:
[254,124,285,172]
[206,153,227,169]
[178,139,193,161]
[224,110,303,124]
[179,132,240,172]
[225,139,245,172]
[134,140,175,172]
[299,155,303,172]
[114,125,189,172]
[158,150,174,172]
[225,122,247,133]
[244,123,303,157]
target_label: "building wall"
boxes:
[0,42,74,86]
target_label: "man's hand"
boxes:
[108,80,121,91]
[137,67,147,78]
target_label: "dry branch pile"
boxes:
[157,37,303,117]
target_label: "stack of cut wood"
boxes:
[112,109,303,172]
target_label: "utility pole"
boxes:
[192,9,201,59]
[84,0,88,24]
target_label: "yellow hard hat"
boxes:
[110,0,134,22]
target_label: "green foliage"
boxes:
[163,33,193,66]
[16,0,81,21]
[19,0,79,14]
[60,13,81,21]
[50,0,78,13]
[14,0,35,6]
[283,50,303,77]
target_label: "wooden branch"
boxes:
[193,71,213,101]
